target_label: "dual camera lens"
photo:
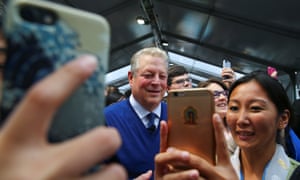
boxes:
[20,5,57,25]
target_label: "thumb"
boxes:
[212,113,231,165]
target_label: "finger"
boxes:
[155,148,190,179]
[160,121,168,152]
[182,152,231,180]
[181,151,212,175]
[3,55,98,142]
[163,169,199,180]
[156,148,190,167]
[172,115,228,178]
[212,114,231,165]
[134,170,152,180]
[222,70,234,75]
[223,79,234,82]
[50,127,122,176]
[82,163,127,180]
[155,149,216,180]
[222,67,234,72]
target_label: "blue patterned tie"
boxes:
[147,112,156,132]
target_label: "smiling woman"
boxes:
[198,78,236,154]
[227,71,299,180]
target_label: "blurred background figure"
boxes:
[105,85,120,96]
[198,78,236,154]
[105,85,125,106]
[267,66,278,79]
[106,90,125,106]
[198,79,228,119]
[292,99,300,138]
[221,60,236,89]
[124,89,131,99]
[0,1,6,104]
[0,29,6,104]
[167,65,192,90]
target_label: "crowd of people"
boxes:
[0,2,299,179]
[0,36,299,180]
[1,45,300,179]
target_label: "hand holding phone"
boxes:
[0,55,127,180]
[155,115,238,180]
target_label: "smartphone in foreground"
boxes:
[0,0,110,142]
[167,88,216,167]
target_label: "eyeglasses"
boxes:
[213,90,228,98]
[172,78,192,85]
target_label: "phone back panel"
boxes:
[1,0,110,142]
[167,88,216,165]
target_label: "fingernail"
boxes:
[167,147,174,152]
[78,55,98,71]
[189,169,199,179]
[214,114,221,122]
[181,151,190,160]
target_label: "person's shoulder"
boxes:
[161,101,167,111]
[288,128,300,161]
[290,158,300,168]
[161,101,167,106]
[288,158,300,179]
[104,99,129,113]
[289,129,300,144]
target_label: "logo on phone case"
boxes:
[184,106,198,125]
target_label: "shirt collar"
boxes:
[129,94,161,119]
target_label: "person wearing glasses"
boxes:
[198,78,236,154]
[155,72,300,180]
[167,65,192,90]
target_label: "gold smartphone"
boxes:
[167,88,216,165]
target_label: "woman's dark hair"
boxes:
[228,71,294,146]
[198,78,228,91]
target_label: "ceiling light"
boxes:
[136,16,149,25]
[161,40,168,47]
